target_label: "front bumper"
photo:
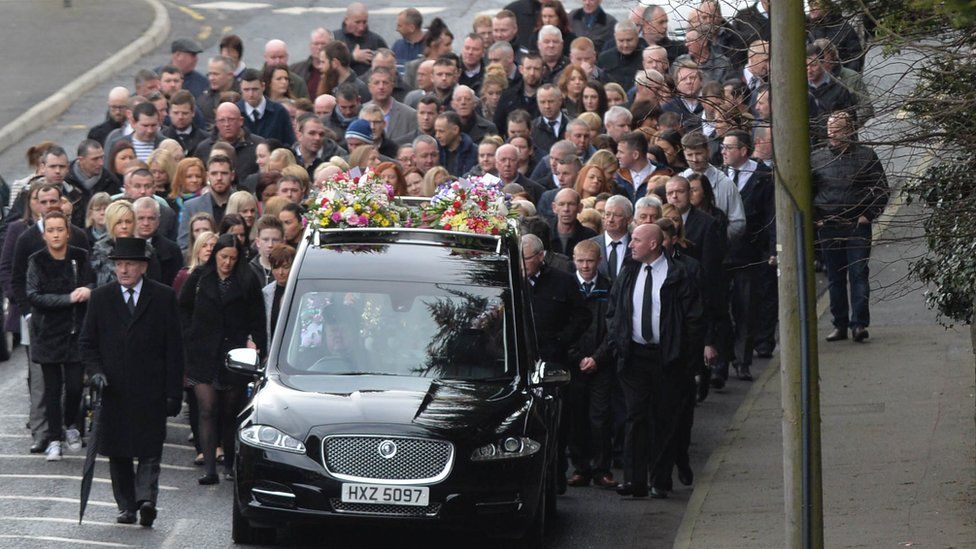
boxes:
[234,440,545,535]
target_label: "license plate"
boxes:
[341,483,430,506]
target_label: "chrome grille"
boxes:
[322,435,454,483]
[329,499,441,517]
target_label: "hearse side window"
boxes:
[279,280,513,381]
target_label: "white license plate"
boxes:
[340,483,430,506]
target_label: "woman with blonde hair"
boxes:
[421,166,450,197]
[348,145,380,170]
[586,149,620,184]
[479,71,509,122]
[156,138,185,162]
[604,82,627,107]
[577,207,603,234]
[574,164,613,199]
[90,201,160,286]
[148,148,178,196]
[84,192,113,245]
[226,191,259,237]
[267,148,297,172]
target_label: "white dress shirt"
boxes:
[603,233,628,275]
[245,97,267,121]
[728,158,758,192]
[631,254,668,344]
[120,277,145,308]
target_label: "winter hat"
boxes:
[344,118,373,144]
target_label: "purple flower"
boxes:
[331,212,342,223]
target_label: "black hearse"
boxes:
[227,226,568,545]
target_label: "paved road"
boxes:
[0,1,767,546]
[0,1,152,134]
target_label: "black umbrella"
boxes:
[79,385,102,524]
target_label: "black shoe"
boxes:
[117,510,137,524]
[825,328,847,342]
[709,371,726,389]
[29,439,46,454]
[198,473,219,485]
[615,483,648,498]
[649,487,669,499]
[737,366,753,381]
[677,465,694,486]
[223,469,235,481]
[852,327,869,342]
[138,501,157,527]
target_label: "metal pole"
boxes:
[770,0,824,547]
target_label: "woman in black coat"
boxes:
[179,233,266,484]
[26,212,96,459]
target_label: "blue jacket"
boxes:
[439,133,479,177]
[237,99,296,146]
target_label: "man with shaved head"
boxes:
[290,27,333,96]
[334,3,389,76]
[192,102,266,181]
[313,94,336,119]
[88,87,131,145]
[591,221,702,499]
[263,39,310,99]
[550,187,596,256]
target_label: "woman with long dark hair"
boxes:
[179,234,266,484]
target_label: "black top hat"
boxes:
[109,237,150,262]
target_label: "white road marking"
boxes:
[191,1,271,10]
[0,474,178,491]
[0,534,134,547]
[163,442,195,451]
[0,414,28,418]
[0,454,195,471]
[0,495,116,508]
[167,421,190,429]
[0,516,119,527]
[0,433,29,438]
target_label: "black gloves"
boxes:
[89,373,108,391]
[166,397,182,417]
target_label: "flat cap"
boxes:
[171,38,203,54]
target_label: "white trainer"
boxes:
[65,428,82,452]
[45,441,62,462]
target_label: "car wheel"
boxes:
[232,493,276,545]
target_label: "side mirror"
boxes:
[226,348,262,374]
[529,360,570,388]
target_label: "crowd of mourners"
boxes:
[0,0,889,504]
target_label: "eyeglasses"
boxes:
[720,144,744,150]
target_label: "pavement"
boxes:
[674,201,976,548]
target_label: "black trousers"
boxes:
[618,343,674,489]
[564,365,615,477]
[109,455,161,512]
[40,362,84,441]
[754,263,778,354]
[729,264,762,368]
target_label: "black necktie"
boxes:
[641,265,654,343]
[583,281,594,295]
[731,168,740,186]
[608,241,620,280]
[252,110,260,123]
[548,119,558,135]
[125,288,136,314]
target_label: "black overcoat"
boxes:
[179,266,266,385]
[26,246,96,364]
[79,278,184,457]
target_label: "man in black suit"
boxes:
[592,223,703,498]
[133,197,184,286]
[588,195,633,283]
[521,234,591,493]
[720,131,774,382]
[665,175,725,388]
[79,238,183,526]
[236,69,295,146]
[531,84,569,160]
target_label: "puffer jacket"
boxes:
[26,246,95,363]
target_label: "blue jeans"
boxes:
[818,223,872,329]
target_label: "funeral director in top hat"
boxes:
[79,237,184,526]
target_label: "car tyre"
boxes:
[232,493,276,545]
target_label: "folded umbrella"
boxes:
[79,386,102,524]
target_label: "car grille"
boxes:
[322,435,454,483]
[329,499,442,517]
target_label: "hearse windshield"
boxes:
[278,279,515,381]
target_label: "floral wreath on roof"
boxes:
[423,174,517,236]
[304,168,400,229]
[304,170,515,237]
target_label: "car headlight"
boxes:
[470,436,540,461]
[239,425,306,454]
